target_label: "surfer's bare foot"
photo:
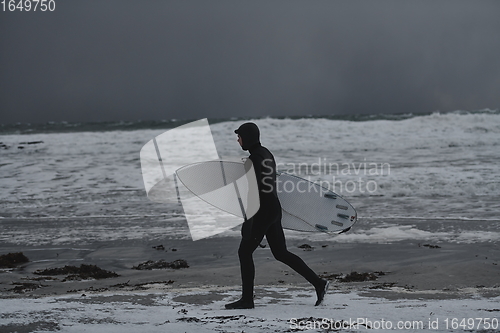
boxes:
[225,298,254,309]
[315,279,329,306]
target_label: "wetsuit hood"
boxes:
[234,122,260,151]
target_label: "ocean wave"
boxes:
[1,109,498,135]
[1,109,499,240]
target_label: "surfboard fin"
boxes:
[315,224,328,232]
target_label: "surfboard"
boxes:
[175,159,260,221]
[276,172,357,233]
[175,160,357,234]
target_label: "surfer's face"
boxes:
[237,135,243,147]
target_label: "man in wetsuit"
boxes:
[225,122,329,310]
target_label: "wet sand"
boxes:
[1,231,499,299]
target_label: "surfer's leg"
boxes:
[240,238,260,297]
[266,220,329,305]
[226,219,264,309]
[266,221,320,285]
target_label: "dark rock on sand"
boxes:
[33,264,119,280]
[19,141,44,145]
[298,244,314,251]
[339,271,379,282]
[133,259,189,270]
[177,317,200,323]
[0,252,29,268]
[319,272,342,280]
[320,271,385,282]
[422,244,441,249]
[10,282,44,293]
[369,282,397,289]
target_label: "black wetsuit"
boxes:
[232,123,325,307]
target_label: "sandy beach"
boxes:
[1,217,499,332]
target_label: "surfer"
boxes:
[226,122,329,309]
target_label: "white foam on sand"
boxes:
[271,224,500,244]
[1,287,499,332]
[328,226,500,244]
[1,216,498,246]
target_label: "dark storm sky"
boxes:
[1,0,499,125]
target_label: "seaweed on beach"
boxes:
[24,276,59,281]
[200,315,249,325]
[421,243,441,249]
[33,264,119,280]
[130,280,176,291]
[0,252,29,268]
[319,272,343,280]
[10,282,44,293]
[177,317,201,323]
[339,271,380,282]
[320,271,385,282]
[298,244,314,251]
[369,282,397,289]
[209,315,246,320]
[132,259,189,270]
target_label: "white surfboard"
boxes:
[176,160,357,234]
[175,159,260,220]
[276,172,357,233]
